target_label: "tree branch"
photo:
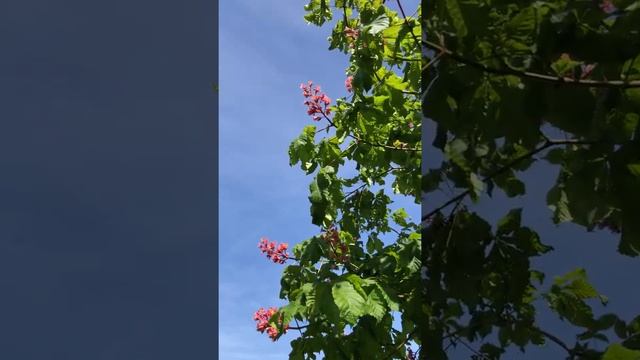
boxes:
[421,138,597,223]
[423,39,640,89]
[390,55,421,62]
[289,323,309,331]
[535,328,574,356]
[321,113,421,152]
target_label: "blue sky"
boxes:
[219,1,419,359]
[0,0,216,358]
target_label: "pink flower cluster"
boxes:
[258,237,289,264]
[344,26,360,46]
[599,0,617,14]
[253,307,289,341]
[345,76,353,93]
[300,81,331,121]
[323,226,349,263]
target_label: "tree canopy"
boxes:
[423,0,640,358]
[253,0,422,359]
[251,0,640,358]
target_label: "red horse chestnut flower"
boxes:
[344,26,360,43]
[322,226,350,263]
[300,81,332,121]
[258,237,289,264]
[253,306,290,341]
[345,76,353,93]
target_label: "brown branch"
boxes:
[447,333,490,359]
[535,328,574,356]
[289,323,308,331]
[390,55,421,62]
[422,51,444,71]
[316,124,333,134]
[421,138,597,223]
[423,39,640,89]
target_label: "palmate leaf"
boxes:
[308,177,327,226]
[553,268,602,301]
[363,286,387,321]
[365,14,389,35]
[332,281,366,325]
[314,282,340,324]
[289,125,317,173]
[545,268,607,327]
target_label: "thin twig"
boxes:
[390,55,421,62]
[421,138,598,223]
[321,113,421,152]
[536,328,574,356]
[422,51,444,71]
[448,333,490,359]
[290,322,308,332]
[423,39,640,89]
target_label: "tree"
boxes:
[252,1,422,359]
[423,0,640,358]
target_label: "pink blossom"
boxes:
[344,26,360,41]
[253,307,289,341]
[258,237,289,264]
[345,76,353,92]
[300,81,332,121]
[599,0,617,14]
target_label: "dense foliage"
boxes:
[253,0,422,359]
[423,0,640,358]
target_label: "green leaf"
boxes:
[363,287,387,321]
[551,54,582,77]
[289,125,317,173]
[444,138,469,171]
[365,14,389,35]
[494,172,526,198]
[628,163,640,177]
[445,0,468,41]
[544,148,564,164]
[469,172,484,201]
[602,344,640,360]
[303,0,332,25]
[278,300,303,329]
[547,186,573,223]
[332,281,366,324]
[308,177,326,226]
[392,208,409,227]
[314,282,340,323]
[553,268,600,300]
[497,208,523,235]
